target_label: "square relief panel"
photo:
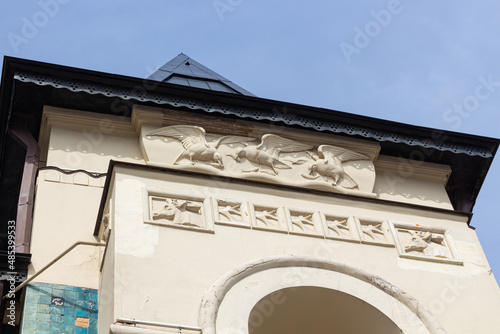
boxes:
[286,210,324,237]
[250,206,288,233]
[322,215,359,241]
[356,218,394,246]
[390,222,462,264]
[215,200,251,228]
[149,195,212,231]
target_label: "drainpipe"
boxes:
[8,118,40,255]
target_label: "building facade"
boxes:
[0,54,499,333]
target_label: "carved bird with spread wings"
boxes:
[302,145,370,189]
[228,134,313,175]
[148,125,256,168]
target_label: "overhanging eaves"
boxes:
[13,71,494,158]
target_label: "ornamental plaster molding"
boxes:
[198,255,447,334]
[138,191,463,265]
[16,72,491,158]
[142,124,377,196]
[389,221,463,265]
[374,155,452,185]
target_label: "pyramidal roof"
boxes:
[147,53,255,96]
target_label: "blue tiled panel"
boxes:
[20,282,98,334]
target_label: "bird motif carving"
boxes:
[153,198,203,228]
[302,145,370,189]
[148,125,256,168]
[327,219,350,237]
[228,134,313,175]
[404,230,448,258]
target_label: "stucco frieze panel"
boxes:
[142,124,376,197]
[250,206,288,233]
[286,210,324,238]
[138,190,466,265]
[146,195,214,232]
[214,200,252,228]
[102,174,466,268]
[322,215,360,242]
[356,218,394,246]
[389,222,463,265]
[301,145,371,190]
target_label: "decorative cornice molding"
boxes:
[374,155,452,185]
[198,255,447,334]
[15,72,493,158]
[133,105,382,161]
[38,106,137,165]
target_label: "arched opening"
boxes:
[249,286,402,334]
[201,256,439,334]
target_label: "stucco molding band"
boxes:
[198,255,447,334]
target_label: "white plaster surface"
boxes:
[29,178,102,289]
[215,266,429,334]
[97,167,500,334]
[31,106,500,334]
[46,125,144,172]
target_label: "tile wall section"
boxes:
[20,282,97,334]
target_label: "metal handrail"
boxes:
[2,241,106,300]
[116,318,202,332]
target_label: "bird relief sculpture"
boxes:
[326,218,351,238]
[361,223,386,242]
[302,145,370,190]
[143,125,376,196]
[148,125,256,168]
[152,197,204,228]
[227,134,313,176]
[217,201,250,226]
[404,230,449,258]
[218,203,243,222]
[290,213,317,234]
[253,208,283,230]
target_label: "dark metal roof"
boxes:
[147,53,255,96]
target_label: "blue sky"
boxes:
[1,1,499,277]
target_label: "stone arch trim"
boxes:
[198,255,447,334]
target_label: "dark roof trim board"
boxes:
[13,71,495,158]
[2,56,497,158]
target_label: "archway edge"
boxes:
[198,255,446,334]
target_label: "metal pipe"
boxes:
[116,318,202,332]
[8,118,41,254]
[2,241,106,300]
[110,324,183,334]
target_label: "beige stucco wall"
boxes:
[38,105,453,209]
[29,171,104,289]
[99,167,500,333]
[29,105,500,333]
[374,155,453,210]
[45,125,144,172]
[98,215,115,334]
[28,106,145,289]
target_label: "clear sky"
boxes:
[1,1,499,277]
